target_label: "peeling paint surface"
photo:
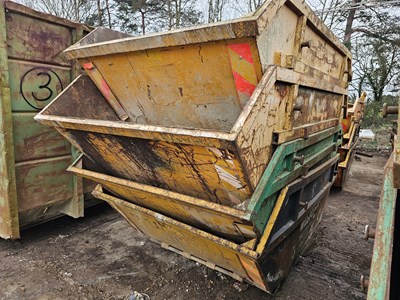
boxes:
[92,156,334,294]
[0,1,90,238]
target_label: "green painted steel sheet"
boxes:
[0,0,91,239]
[8,61,71,112]
[15,156,74,212]
[367,154,397,300]
[12,112,71,162]
[5,11,73,66]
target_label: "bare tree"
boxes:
[116,0,200,34]
[351,38,400,101]
[343,0,361,47]
[227,0,263,15]
[366,42,400,101]
[165,0,199,29]
[208,0,227,23]
[20,0,97,22]
[105,0,112,28]
[310,0,347,32]
[96,0,103,26]
[247,0,263,11]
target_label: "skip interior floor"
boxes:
[0,153,386,300]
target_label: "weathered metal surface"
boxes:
[0,1,19,239]
[69,135,339,243]
[91,155,336,294]
[9,61,71,112]
[12,112,70,162]
[382,103,398,117]
[36,63,343,204]
[79,38,263,128]
[61,0,350,131]
[15,156,74,212]
[34,0,350,203]
[39,71,336,206]
[393,110,400,188]
[0,0,91,239]
[334,143,357,188]
[334,92,366,187]
[366,153,397,300]
[6,12,72,66]
[365,98,400,299]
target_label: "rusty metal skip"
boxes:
[34,0,351,294]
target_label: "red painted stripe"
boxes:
[228,44,254,64]
[100,78,111,99]
[232,71,256,97]
[83,61,94,70]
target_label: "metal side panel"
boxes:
[15,156,74,213]
[334,137,358,188]
[68,158,252,242]
[0,0,19,239]
[367,153,397,300]
[94,185,264,289]
[78,37,263,127]
[0,1,91,238]
[92,163,333,294]
[6,5,84,223]
[5,10,73,66]
[68,132,339,242]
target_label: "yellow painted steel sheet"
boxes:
[61,0,351,136]
[69,157,253,241]
[334,92,366,187]
[35,0,352,231]
[92,164,334,294]
[37,67,342,206]
[68,134,339,241]
[80,38,262,129]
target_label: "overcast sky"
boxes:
[195,0,255,22]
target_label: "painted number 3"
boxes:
[20,67,64,110]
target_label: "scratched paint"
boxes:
[36,0,350,248]
[367,153,397,299]
[227,43,259,107]
[67,130,339,242]
[334,92,366,187]
[0,1,91,239]
[92,157,334,294]
[77,38,262,129]
[37,0,351,205]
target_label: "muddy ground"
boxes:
[0,153,388,300]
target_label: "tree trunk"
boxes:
[140,10,146,35]
[208,0,213,23]
[97,0,102,26]
[105,0,112,28]
[343,0,361,49]
[176,0,181,28]
[167,0,173,29]
[357,75,365,97]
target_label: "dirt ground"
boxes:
[0,153,388,300]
